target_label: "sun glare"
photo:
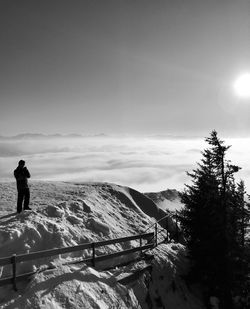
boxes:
[233,73,250,98]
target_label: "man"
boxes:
[14,160,31,213]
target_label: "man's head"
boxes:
[18,160,25,168]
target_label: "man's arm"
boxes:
[24,167,31,178]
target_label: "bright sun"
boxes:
[233,73,250,98]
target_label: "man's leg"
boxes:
[17,190,24,213]
[23,188,30,210]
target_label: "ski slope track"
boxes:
[0,181,204,308]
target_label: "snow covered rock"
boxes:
[82,201,92,213]
[145,243,205,309]
[87,218,110,236]
[57,201,67,209]
[69,200,82,211]
[1,265,142,309]
[66,214,82,225]
[46,205,64,218]
[69,199,92,213]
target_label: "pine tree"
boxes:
[233,181,250,306]
[180,147,220,282]
[179,131,248,308]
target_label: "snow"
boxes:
[0,181,204,308]
[3,265,142,309]
[156,199,183,212]
[144,189,183,212]
[147,244,204,309]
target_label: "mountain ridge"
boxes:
[0,181,202,309]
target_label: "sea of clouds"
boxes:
[0,134,250,193]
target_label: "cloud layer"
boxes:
[1,135,249,193]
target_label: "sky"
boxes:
[1,0,250,137]
[1,1,250,193]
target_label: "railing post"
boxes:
[139,234,143,256]
[92,243,95,267]
[175,210,179,242]
[166,230,169,243]
[155,223,158,247]
[11,254,17,291]
[166,217,169,242]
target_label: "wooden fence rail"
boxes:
[0,232,154,290]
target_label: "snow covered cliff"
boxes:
[0,182,204,308]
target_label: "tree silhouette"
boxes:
[179,131,249,308]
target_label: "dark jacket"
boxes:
[14,167,31,190]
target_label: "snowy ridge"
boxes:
[0,182,204,308]
[145,189,183,212]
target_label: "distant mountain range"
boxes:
[150,134,202,140]
[0,133,203,140]
[0,133,107,140]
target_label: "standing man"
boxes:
[14,160,31,213]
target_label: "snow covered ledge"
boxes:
[1,243,204,309]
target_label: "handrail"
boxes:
[0,243,155,288]
[143,214,169,234]
[145,225,169,248]
[0,232,153,266]
[142,210,181,249]
[0,232,154,290]
[144,210,181,234]
[0,210,181,291]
